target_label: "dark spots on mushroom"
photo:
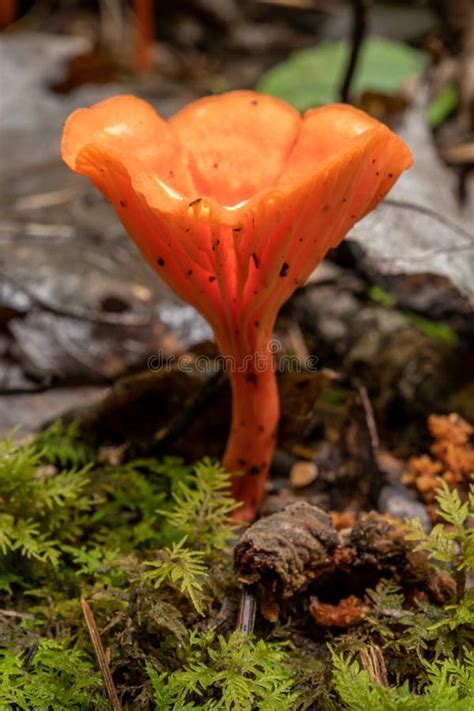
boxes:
[254,290,258,295]
[209,275,216,283]
[250,99,259,106]
[342,198,347,203]
[350,214,356,219]
[238,458,247,467]
[376,171,380,176]
[99,168,105,173]
[293,278,299,285]
[189,197,202,207]
[299,237,303,242]
[119,199,126,208]
[187,269,193,276]
[212,239,220,251]
[168,170,174,178]
[186,228,191,232]
[388,173,393,178]
[232,226,242,232]
[213,162,219,169]
[156,257,165,267]
[235,329,240,335]
[245,372,258,385]
[323,204,330,212]
[257,425,265,433]
[248,465,261,476]
[168,242,171,247]
[279,261,289,277]
[372,159,376,164]
[254,320,260,327]
[251,252,260,269]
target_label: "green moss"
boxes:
[368,285,397,309]
[148,631,298,710]
[0,426,472,709]
[368,285,459,344]
[405,313,459,345]
[0,640,108,710]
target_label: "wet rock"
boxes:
[0,203,210,388]
[356,270,473,337]
[347,95,474,304]
[292,279,472,432]
[378,483,431,531]
[0,386,106,437]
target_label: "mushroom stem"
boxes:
[221,349,279,521]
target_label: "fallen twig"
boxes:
[355,381,379,456]
[81,597,122,711]
[340,0,371,103]
[236,585,257,634]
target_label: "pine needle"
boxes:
[80,597,122,711]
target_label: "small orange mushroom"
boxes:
[61,91,412,520]
[132,0,154,74]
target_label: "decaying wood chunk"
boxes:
[341,512,455,604]
[234,502,338,620]
[234,503,455,622]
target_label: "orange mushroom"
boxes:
[62,91,412,520]
[133,0,154,74]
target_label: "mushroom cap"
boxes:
[61,91,412,340]
[63,91,411,210]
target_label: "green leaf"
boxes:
[427,83,459,129]
[256,38,428,110]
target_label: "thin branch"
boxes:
[81,597,122,711]
[236,585,257,634]
[340,0,371,103]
